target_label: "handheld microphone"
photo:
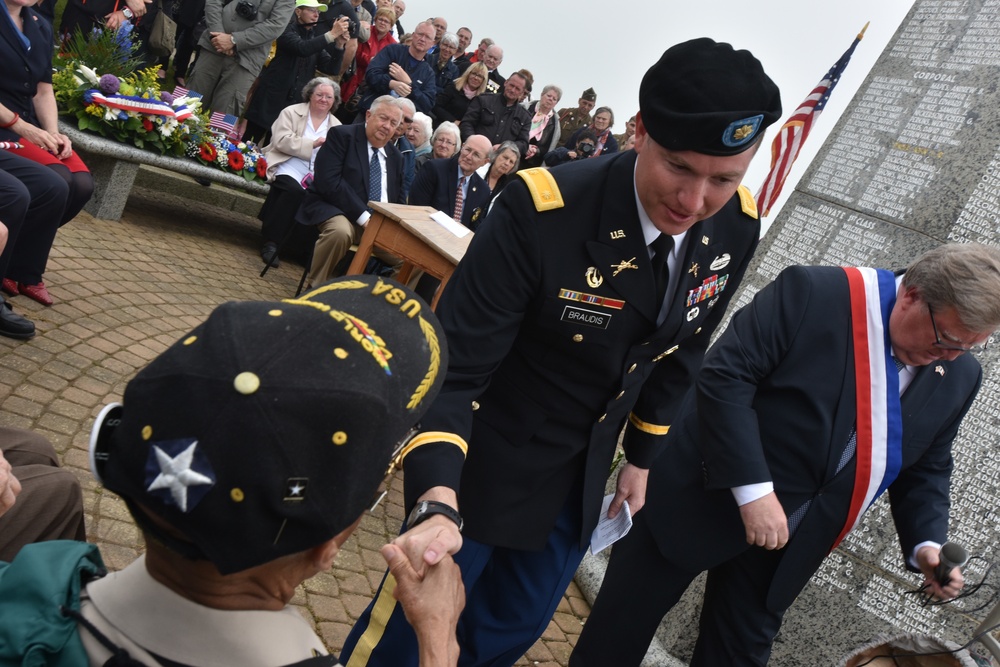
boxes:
[935,541,969,586]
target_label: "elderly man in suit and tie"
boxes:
[409,134,492,231]
[297,95,404,288]
[572,242,1000,666]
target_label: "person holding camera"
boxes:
[543,127,597,166]
[561,106,618,158]
[241,0,349,144]
[186,0,295,116]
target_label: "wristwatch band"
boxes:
[406,500,463,532]
[121,7,133,19]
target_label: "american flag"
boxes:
[209,111,241,141]
[755,23,868,217]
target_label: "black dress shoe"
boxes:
[0,300,35,340]
[261,242,279,268]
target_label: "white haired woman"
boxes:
[416,121,460,170]
[257,77,341,268]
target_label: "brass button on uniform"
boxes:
[572,334,583,342]
[695,327,703,334]
[627,363,637,373]
[471,401,480,411]
[615,390,625,400]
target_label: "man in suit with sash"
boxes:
[573,243,1000,666]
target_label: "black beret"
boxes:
[89,276,446,574]
[639,37,782,156]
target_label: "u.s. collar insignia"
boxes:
[688,262,699,278]
[586,266,603,288]
[611,257,638,277]
[721,114,764,148]
[935,365,946,376]
[710,254,731,271]
[610,229,625,240]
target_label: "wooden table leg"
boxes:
[346,214,385,275]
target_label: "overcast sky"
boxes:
[413,0,916,224]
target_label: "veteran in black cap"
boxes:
[339,38,781,667]
[72,276,464,667]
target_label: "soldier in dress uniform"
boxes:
[340,37,782,667]
[556,87,597,147]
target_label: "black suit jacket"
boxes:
[296,123,403,226]
[645,265,982,611]
[408,156,490,231]
[401,151,762,550]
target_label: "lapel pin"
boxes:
[586,267,603,288]
[701,236,710,245]
[935,365,945,376]
[688,262,699,278]
[610,229,625,240]
[611,257,639,277]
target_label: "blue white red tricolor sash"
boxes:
[832,267,904,549]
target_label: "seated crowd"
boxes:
[246,2,637,286]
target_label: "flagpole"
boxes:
[755,25,868,218]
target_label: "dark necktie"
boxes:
[787,356,907,534]
[650,233,674,306]
[454,176,466,223]
[368,147,381,207]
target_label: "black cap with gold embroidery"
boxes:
[88,276,446,574]
[639,37,782,156]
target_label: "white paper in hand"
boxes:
[590,494,632,555]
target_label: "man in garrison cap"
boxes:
[0,276,464,667]
[556,86,597,147]
[340,37,781,667]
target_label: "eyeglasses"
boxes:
[434,137,456,146]
[928,304,989,353]
[460,146,485,160]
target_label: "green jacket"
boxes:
[0,540,106,667]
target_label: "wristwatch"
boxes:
[121,7,133,19]
[406,500,463,532]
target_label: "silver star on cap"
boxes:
[147,441,214,512]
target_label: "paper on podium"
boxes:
[430,210,472,238]
[590,494,632,555]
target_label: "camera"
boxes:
[337,14,359,39]
[235,0,257,21]
[577,141,596,158]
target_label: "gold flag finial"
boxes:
[858,22,870,40]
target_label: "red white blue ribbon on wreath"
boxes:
[87,91,194,122]
[833,266,903,549]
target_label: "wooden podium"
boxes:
[345,202,474,309]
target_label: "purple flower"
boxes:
[99,74,120,96]
[160,91,174,104]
